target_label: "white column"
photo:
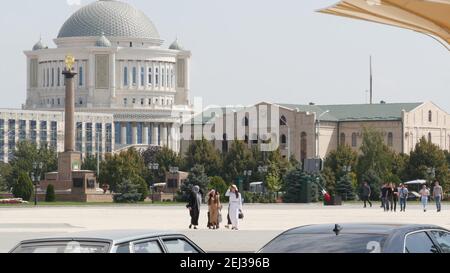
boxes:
[88,54,95,97]
[143,123,149,145]
[121,122,127,145]
[131,123,138,144]
[161,123,168,147]
[110,53,116,98]
[152,123,159,145]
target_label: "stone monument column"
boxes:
[63,66,76,152]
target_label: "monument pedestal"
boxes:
[57,151,82,181]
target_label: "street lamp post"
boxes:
[31,162,43,206]
[148,163,160,203]
[427,167,436,188]
[169,166,179,200]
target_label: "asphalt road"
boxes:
[1,203,449,252]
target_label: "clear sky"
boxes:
[0,0,449,110]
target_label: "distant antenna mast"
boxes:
[369,56,373,104]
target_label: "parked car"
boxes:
[258,223,450,253]
[9,230,205,253]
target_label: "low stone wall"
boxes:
[37,193,113,203]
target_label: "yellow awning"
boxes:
[318,0,450,50]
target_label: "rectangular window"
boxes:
[50,121,57,149]
[86,123,93,156]
[148,67,152,85]
[40,121,47,145]
[123,67,128,86]
[76,122,83,153]
[132,67,137,85]
[140,67,145,86]
[51,68,54,87]
[19,120,26,141]
[8,120,16,154]
[106,123,112,153]
[0,119,4,160]
[114,122,121,145]
[162,68,165,87]
[30,120,37,144]
[57,67,60,86]
[47,68,50,87]
[155,67,159,86]
[96,123,103,154]
[79,66,83,86]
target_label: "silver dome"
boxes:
[169,38,184,50]
[58,0,160,40]
[32,39,48,51]
[96,34,112,47]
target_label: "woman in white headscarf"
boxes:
[225,185,243,230]
[186,185,202,229]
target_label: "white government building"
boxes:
[1,0,193,162]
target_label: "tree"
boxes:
[321,167,336,196]
[324,144,358,181]
[113,179,142,203]
[133,175,149,202]
[356,127,392,183]
[283,166,311,203]
[142,146,183,184]
[8,141,57,189]
[12,172,34,201]
[406,137,449,191]
[208,176,228,198]
[0,162,12,192]
[265,163,282,194]
[45,184,56,202]
[184,139,222,177]
[81,155,99,175]
[178,165,210,202]
[336,174,355,201]
[222,141,254,186]
[360,169,383,200]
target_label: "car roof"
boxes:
[18,229,182,245]
[283,223,446,235]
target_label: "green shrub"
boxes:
[12,172,34,201]
[45,184,56,202]
[113,179,142,203]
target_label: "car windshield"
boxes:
[260,233,388,253]
[12,241,110,253]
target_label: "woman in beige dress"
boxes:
[208,190,222,229]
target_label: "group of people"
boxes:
[186,184,243,231]
[361,181,445,212]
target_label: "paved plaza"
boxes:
[1,203,449,252]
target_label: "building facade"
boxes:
[0,109,113,163]
[23,0,191,153]
[181,101,450,162]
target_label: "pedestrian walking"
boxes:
[186,185,202,229]
[225,185,243,230]
[433,181,444,212]
[361,182,372,208]
[386,183,394,212]
[381,183,389,211]
[208,190,222,229]
[392,183,399,212]
[398,183,409,212]
[419,185,430,212]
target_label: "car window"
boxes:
[259,234,387,253]
[162,238,198,253]
[134,240,163,253]
[116,243,131,253]
[430,231,450,253]
[405,232,439,253]
[12,241,109,253]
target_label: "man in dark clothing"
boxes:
[361,182,372,208]
[186,185,202,229]
[381,184,389,211]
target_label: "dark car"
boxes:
[9,230,205,253]
[258,223,450,253]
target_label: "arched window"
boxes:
[281,134,287,144]
[388,132,393,147]
[300,132,307,162]
[340,133,346,146]
[162,68,165,87]
[351,133,357,147]
[222,134,228,152]
[155,68,159,86]
[57,67,60,86]
[78,66,83,86]
[243,117,249,127]
[51,68,54,86]
[171,69,174,88]
[123,67,128,86]
[428,132,432,143]
[428,110,433,122]
[46,68,49,87]
[280,116,287,126]
[132,67,137,85]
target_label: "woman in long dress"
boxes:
[225,185,243,230]
[186,185,202,229]
[208,190,222,229]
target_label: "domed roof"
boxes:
[169,38,184,50]
[95,34,112,47]
[32,39,48,51]
[58,0,160,40]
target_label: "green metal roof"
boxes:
[278,102,423,122]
